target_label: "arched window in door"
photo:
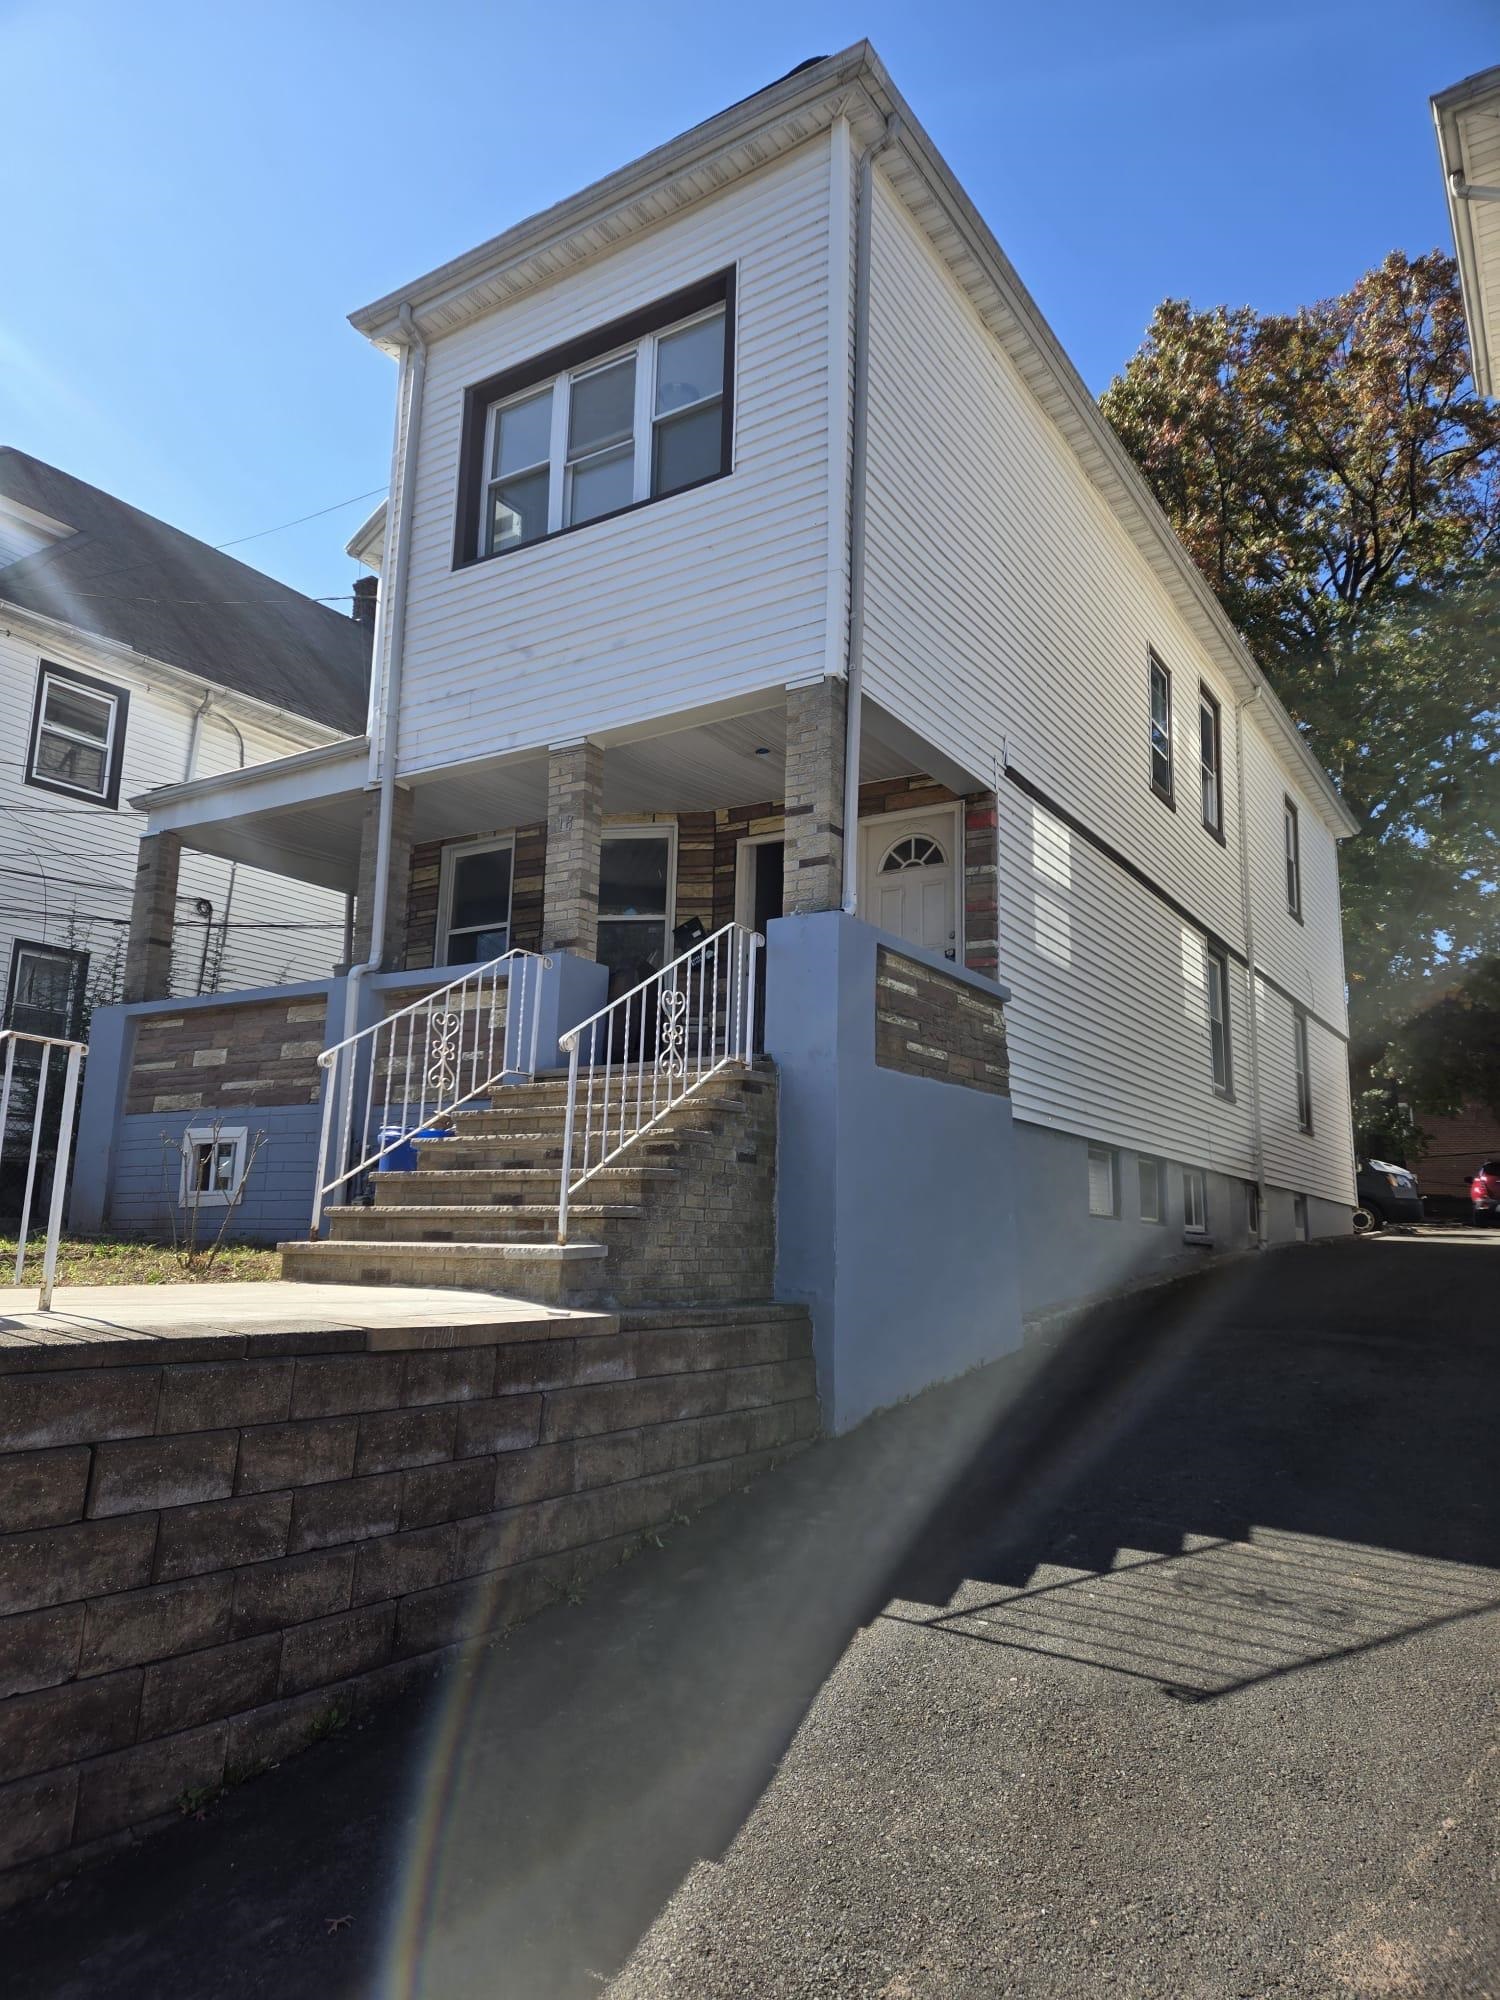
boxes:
[880,833,946,871]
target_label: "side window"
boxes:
[1283,798,1302,919]
[1206,947,1232,1095]
[1293,1007,1313,1133]
[27,664,129,808]
[1183,1166,1209,1234]
[1087,1143,1118,1218]
[438,838,514,966]
[1148,652,1174,804]
[1138,1156,1164,1224]
[1198,686,1223,836]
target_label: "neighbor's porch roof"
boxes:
[133,689,982,893]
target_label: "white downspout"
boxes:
[1234,688,1268,1242]
[840,113,901,915]
[342,302,427,1043]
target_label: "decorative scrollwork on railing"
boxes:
[657,986,688,1078]
[425,1010,463,1094]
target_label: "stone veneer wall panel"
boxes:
[874,945,1010,1095]
[123,995,332,1115]
[0,1305,817,1903]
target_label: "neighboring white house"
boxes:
[0,449,372,1037]
[1434,65,1500,399]
[99,44,1359,1324]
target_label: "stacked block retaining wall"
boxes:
[0,1305,816,1902]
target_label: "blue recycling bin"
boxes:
[375,1123,451,1174]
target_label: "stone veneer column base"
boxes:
[542,740,605,960]
[782,678,848,916]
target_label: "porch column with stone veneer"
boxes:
[122,831,182,1003]
[963,790,1001,979]
[542,739,604,959]
[352,784,415,969]
[782,677,847,916]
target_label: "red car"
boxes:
[1472,1160,1500,1227]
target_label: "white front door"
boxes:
[860,808,961,959]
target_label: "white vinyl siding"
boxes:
[0,623,350,1013]
[391,137,835,773]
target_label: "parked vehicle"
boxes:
[1469,1159,1500,1227]
[1353,1160,1424,1233]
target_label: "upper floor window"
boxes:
[456,272,734,567]
[26,663,129,807]
[1148,652,1173,804]
[1198,686,1223,836]
[1283,797,1302,919]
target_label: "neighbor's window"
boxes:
[1206,947,1232,1094]
[1283,797,1302,919]
[1138,1155,1164,1224]
[1293,1191,1310,1240]
[1293,1007,1313,1133]
[5,940,88,1040]
[1198,686,1223,835]
[439,837,514,966]
[180,1127,248,1208]
[1245,1179,1261,1239]
[27,664,128,806]
[466,280,732,563]
[598,827,674,986]
[1183,1166,1209,1234]
[1148,652,1174,803]
[1087,1143,1118,1218]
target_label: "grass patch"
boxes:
[0,1235,283,1286]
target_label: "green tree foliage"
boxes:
[1100,251,1500,1136]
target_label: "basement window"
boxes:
[456,273,735,566]
[1087,1143,1118,1218]
[180,1127,248,1208]
[1183,1167,1209,1236]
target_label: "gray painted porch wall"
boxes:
[765,910,1023,1434]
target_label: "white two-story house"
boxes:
[86,46,1357,1402]
[0,449,371,1034]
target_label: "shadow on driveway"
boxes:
[5,1238,1497,1999]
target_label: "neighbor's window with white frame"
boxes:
[1138,1155,1164,1224]
[480,303,729,558]
[438,837,514,966]
[27,663,128,806]
[1087,1143,1118,1218]
[1183,1166,1209,1234]
[180,1127,248,1208]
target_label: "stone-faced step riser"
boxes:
[278,1241,610,1307]
[373,1169,674,1208]
[329,1208,639,1245]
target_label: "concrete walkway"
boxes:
[3,1238,1497,1998]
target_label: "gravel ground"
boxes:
[5,1236,1497,1999]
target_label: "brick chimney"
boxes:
[352,574,378,631]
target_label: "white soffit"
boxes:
[1434,67,1500,400]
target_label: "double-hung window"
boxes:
[1087,1143,1118,1218]
[464,277,733,564]
[1293,1007,1313,1132]
[1138,1155,1164,1224]
[438,838,514,966]
[597,827,675,986]
[27,664,128,807]
[1183,1167,1209,1235]
[1198,686,1223,836]
[1283,798,1302,919]
[1148,652,1174,803]
[1205,947,1232,1095]
[5,940,88,1040]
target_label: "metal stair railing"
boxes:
[0,1028,88,1312]
[556,921,762,1243]
[310,948,551,1236]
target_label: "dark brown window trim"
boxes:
[25,660,130,810]
[1148,649,1175,809]
[452,268,737,571]
[1003,762,1351,1046]
[1198,682,1225,841]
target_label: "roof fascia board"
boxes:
[1433,69,1500,400]
[0,596,350,746]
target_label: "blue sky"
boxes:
[2,0,1494,606]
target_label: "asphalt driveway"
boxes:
[6,1235,1499,1999]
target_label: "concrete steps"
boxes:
[371,1164,674,1207]
[276,1237,609,1305]
[328,1203,641,1243]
